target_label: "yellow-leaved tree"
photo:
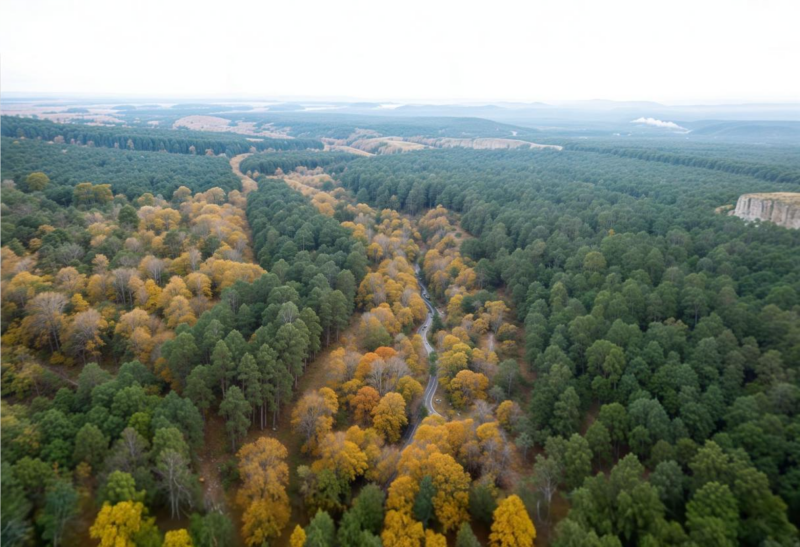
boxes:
[290,525,307,547]
[387,475,419,514]
[426,452,471,532]
[396,376,424,406]
[236,438,291,546]
[312,431,368,482]
[241,499,290,546]
[382,510,425,547]
[372,392,407,443]
[163,529,193,547]
[89,501,146,547]
[496,400,522,431]
[448,370,489,409]
[425,529,447,547]
[489,495,536,547]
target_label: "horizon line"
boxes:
[3,91,800,109]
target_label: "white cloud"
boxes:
[632,117,689,131]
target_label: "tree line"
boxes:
[1,116,324,156]
[240,151,357,176]
[564,142,800,185]
[222,112,535,140]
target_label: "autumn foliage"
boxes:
[236,438,291,545]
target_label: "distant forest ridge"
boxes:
[0,116,324,156]
[212,112,541,140]
[564,143,800,185]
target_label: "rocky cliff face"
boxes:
[732,193,800,229]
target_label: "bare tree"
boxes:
[368,358,387,395]
[25,292,67,351]
[156,449,195,519]
[143,256,166,285]
[112,268,138,306]
[384,356,410,393]
[63,309,105,364]
[125,237,143,253]
[101,428,149,482]
[188,248,202,271]
[473,400,494,424]
[532,454,562,525]
[343,351,362,381]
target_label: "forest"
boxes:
[340,146,800,544]
[0,137,242,203]
[214,113,539,141]
[563,143,800,185]
[1,112,799,547]
[1,117,324,156]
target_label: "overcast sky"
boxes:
[2,0,798,104]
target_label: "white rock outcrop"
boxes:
[732,193,800,229]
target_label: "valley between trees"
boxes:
[1,113,799,547]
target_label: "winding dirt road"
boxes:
[403,265,443,443]
[417,267,440,418]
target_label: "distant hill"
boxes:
[686,120,800,140]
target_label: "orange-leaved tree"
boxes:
[350,386,381,425]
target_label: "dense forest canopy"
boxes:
[1,107,799,547]
[215,112,540,140]
[0,137,241,202]
[1,116,324,156]
[560,137,800,169]
[563,143,800,185]
[340,144,800,544]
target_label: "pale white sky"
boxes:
[2,0,798,104]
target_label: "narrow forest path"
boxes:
[229,153,259,194]
[197,415,231,513]
[234,152,324,200]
